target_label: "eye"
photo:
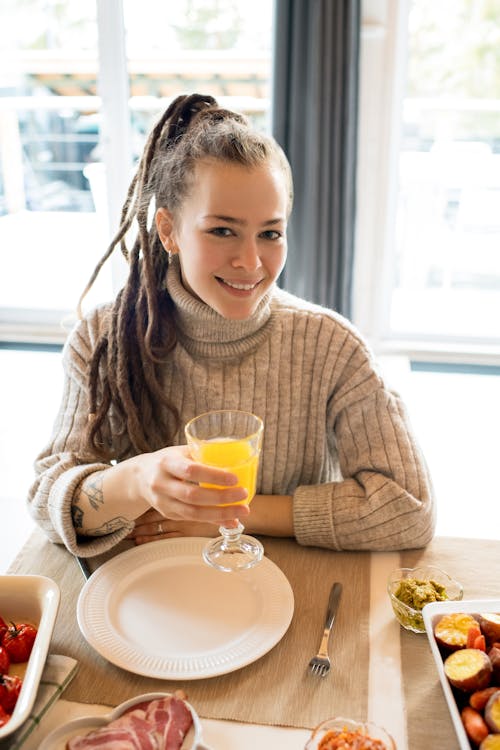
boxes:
[260,229,282,241]
[208,227,233,237]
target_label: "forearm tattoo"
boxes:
[83,471,105,510]
[71,471,127,535]
[85,517,130,536]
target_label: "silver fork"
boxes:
[308,581,343,677]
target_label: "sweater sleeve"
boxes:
[27,311,135,557]
[292,335,436,551]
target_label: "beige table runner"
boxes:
[401,536,500,749]
[10,529,370,730]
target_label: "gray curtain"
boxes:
[272,0,360,317]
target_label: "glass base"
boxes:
[202,522,264,573]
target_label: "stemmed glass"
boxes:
[185,410,264,573]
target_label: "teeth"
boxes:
[222,280,257,290]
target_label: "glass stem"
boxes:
[219,521,244,551]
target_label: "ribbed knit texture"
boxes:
[28,257,436,556]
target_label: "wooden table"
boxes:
[4,530,500,749]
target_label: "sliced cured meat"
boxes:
[66,696,193,750]
[67,710,155,749]
[145,696,193,749]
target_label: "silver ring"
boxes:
[157,522,163,535]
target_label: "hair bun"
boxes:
[165,93,218,143]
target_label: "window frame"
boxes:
[0,0,131,344]
[354,0,500,366]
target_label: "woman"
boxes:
[28,93,435,557]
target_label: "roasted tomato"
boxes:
[2,623,37,663]
[0,705,11,728]
[0,646,9,675]
[0,673,22,713]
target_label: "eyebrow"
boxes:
[203,214,285,226]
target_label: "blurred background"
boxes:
[1,0,499,568]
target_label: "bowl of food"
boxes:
[387,565,463,633]
[0,574,60,739]
[305,717,396,749]
[39,691,205,750]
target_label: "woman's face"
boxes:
[156,159,288,320]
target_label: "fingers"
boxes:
[167,477,248,507]
[136,520,181,543]
[139,445,250,524]
[134,529,183,545]
[132,498,248,537]
[163,495,249,524]
[132,518,220,545]
[184,468,243,491]
[161,446,241,489]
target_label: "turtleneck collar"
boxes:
[166,255,274,359]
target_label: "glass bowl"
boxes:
[387,565,463,633]
[305,717,396,749]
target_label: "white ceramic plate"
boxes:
[0,575,60,739]
[422,598,500,750]
[38,692,209,750]
[77,537,294,679]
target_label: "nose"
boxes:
[231,236,262,271]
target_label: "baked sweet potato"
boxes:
[444,648,493,692]
[488,645,500,680]
[435,613,480,651]
[480,735,500,750]
[484,689,500,733]
[479,614,500,643]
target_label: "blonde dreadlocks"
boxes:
[79,93,293,460]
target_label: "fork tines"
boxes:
[308,656,331,677]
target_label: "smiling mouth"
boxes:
[216,277,262,291]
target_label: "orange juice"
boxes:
[198,437,259,506]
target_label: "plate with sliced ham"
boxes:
[39,691,211,750]
[77,537,294,679]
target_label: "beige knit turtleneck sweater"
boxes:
[28,258,436,556]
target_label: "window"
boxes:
[392,0,500,345]
[0,0,274,342]
[355,0,500,361]
[0,1,108,339]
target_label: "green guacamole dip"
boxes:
[394,578,448,609]
[394,577,448,609]
[391,577,450,631]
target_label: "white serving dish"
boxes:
[0,574,60,739]
[39,692,210,750]
[422,598,500,750]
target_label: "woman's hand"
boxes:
[127,508,220,545]
[130,444,250,527]
[73,444,249,537]
[129,491,296,545]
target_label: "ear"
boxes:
[155,207,178,254]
